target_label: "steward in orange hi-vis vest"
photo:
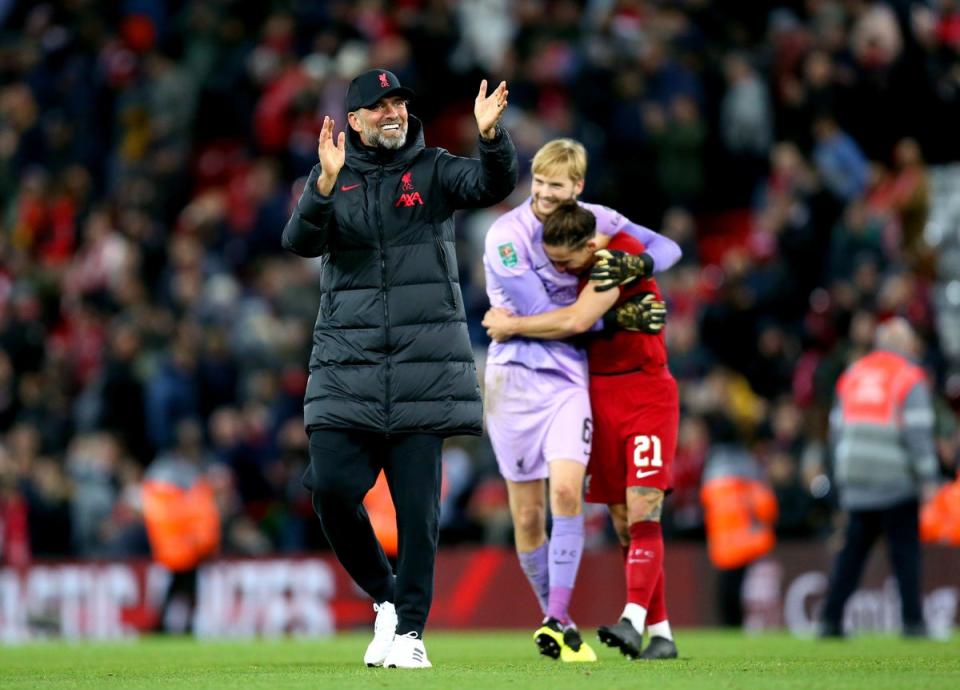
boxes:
[142,458,220,572]
[700,445,778,570]
[920,478,960,546]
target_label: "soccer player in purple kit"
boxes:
[483,139,680,662]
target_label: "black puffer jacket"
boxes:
[282,117,518,437]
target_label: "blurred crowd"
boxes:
[1,0,960,565]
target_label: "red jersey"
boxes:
[579,232,669,376]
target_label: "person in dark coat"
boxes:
[281,68,517,668]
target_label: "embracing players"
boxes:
[484,201,680,660]
[482,139,679,661]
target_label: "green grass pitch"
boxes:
[1,630,957,689]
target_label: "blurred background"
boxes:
[1,0,959,637]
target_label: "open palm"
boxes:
[317,115,345,176]
[475,80,509,138]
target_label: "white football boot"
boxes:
[383,631,432,669]
[363,601,397,667]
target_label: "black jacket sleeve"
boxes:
[281,164,337,257]
[435,125,519,209]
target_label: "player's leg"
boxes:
[540,459,596,662]
[486,363,552,617]
[596,502,646,657]
[614,487,677,659]
[615,488,668,653]
[598,372,679,659]
[506,478,550,613]
[536,389,596,662]
[609,502,630,553]
[545,459,586,625]
[641,567,677,659]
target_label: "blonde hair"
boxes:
[531,138,587,182]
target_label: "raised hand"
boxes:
[475,79,509,140]
[316,116,345,195]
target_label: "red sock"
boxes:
[646,567,668,625]
[626,521,663,607]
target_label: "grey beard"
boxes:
[364,122,408,150]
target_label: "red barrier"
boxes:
[0,543,957,641]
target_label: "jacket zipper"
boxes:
[434,231,457,309]
[374,169,391,434]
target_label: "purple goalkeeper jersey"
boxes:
[483,198,681,380]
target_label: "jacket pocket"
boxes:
[432,227,457,310]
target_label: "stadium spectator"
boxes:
[280,68,517,668]
[812,114,869,203]
[0,441,30,567]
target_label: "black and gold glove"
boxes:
[602,292,667,334]
[590,249,654,292]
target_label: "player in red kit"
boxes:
[483,202,679,660]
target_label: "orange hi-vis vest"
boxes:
[920,478,960,546]
[142,472,220,573]
[833,350,926,488]
[364,471,398,558]
[701,476,778,570]
[363,466,452,559]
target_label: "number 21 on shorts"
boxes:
[633,434,662,478]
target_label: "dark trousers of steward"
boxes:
[821,498,924,633]
[305,429,442,637]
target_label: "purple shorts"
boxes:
[484,363,592,482]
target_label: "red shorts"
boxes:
[585,369,679,504]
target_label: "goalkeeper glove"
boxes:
[602,292,667,334]
[590,249,654,292]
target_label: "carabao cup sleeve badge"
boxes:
[498,242,518,268]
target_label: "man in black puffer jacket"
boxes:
[282,69,517,668]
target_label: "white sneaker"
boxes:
[363,601,397,667]
[383,631,432,669]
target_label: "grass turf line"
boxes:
[0,629,957,690]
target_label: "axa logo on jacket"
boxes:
[396,192,424,207]
[396,171,424,207]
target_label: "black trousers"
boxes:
[716,566,747,628]
[156,568,198,633]
[821,499,923,630]
[306,429,443,637]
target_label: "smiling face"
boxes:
[529,139,587,221]
[530,171,584,221]
[348,96,409,149]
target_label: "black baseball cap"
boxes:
[346,69,415,112]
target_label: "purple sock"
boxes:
[547,514,585,625]
[518,542,550,615]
